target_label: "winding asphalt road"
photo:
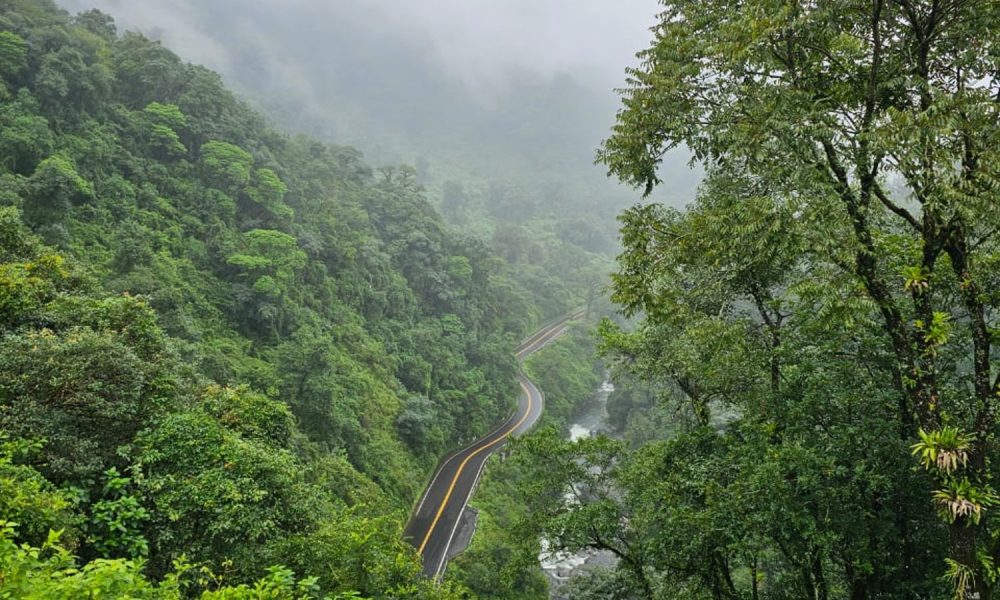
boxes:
[403,310,584,579]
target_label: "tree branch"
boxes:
[873,183,921,231]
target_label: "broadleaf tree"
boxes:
[594,0,1000,597]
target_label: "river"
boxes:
[538,378,619,598]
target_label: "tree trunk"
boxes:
[952,522,982,599]
[813,552,829,600]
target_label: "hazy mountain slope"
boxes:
[0,2,541,595]
[55,0,702,318]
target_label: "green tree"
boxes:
[0,92,54,174]
[226,228,306,335]
[0,30,28,92]
[22,154,93,240]
[0,437,80,550]
[112,32,187,108]
[34,45,112,117]
[141,102,187,159]
[135,406,328,580]
[395,394,441,454]
[244,167,294,221]
[85,467,149,560]
[201,140,254,194]
[0,520,363,600]
[599,1,1000,596]
[72,9,117,41]
[0,326,174,485]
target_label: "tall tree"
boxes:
[599,0,1000,596]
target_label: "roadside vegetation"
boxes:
[0,1,572,596]
[508,1,1000,598]
[451,318,604,598]
[5,0,997,598]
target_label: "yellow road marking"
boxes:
[518,324,554,350]
[414,309,583,559]
[520,323,559,353]
[416,378,535,555]
[517,310,580,350]
[516,323,564,359]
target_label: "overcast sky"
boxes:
[58,0,659,97]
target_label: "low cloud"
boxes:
[58,0,658,97]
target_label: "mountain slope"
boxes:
[0,1,539,595]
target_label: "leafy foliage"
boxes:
[523,324,603,431]
[571,0,1000,597]
[0,1,558,595]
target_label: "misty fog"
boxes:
[56,0,699,216]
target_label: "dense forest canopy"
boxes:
[52,0,699,316]
[6,0,998,599]
[0,0,585,596]
[515,0,999,598]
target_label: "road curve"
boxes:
[404,310,584,579]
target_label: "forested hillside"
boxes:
[13,0,995,598]
[53,0,670,321]
[0,1,544,596]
